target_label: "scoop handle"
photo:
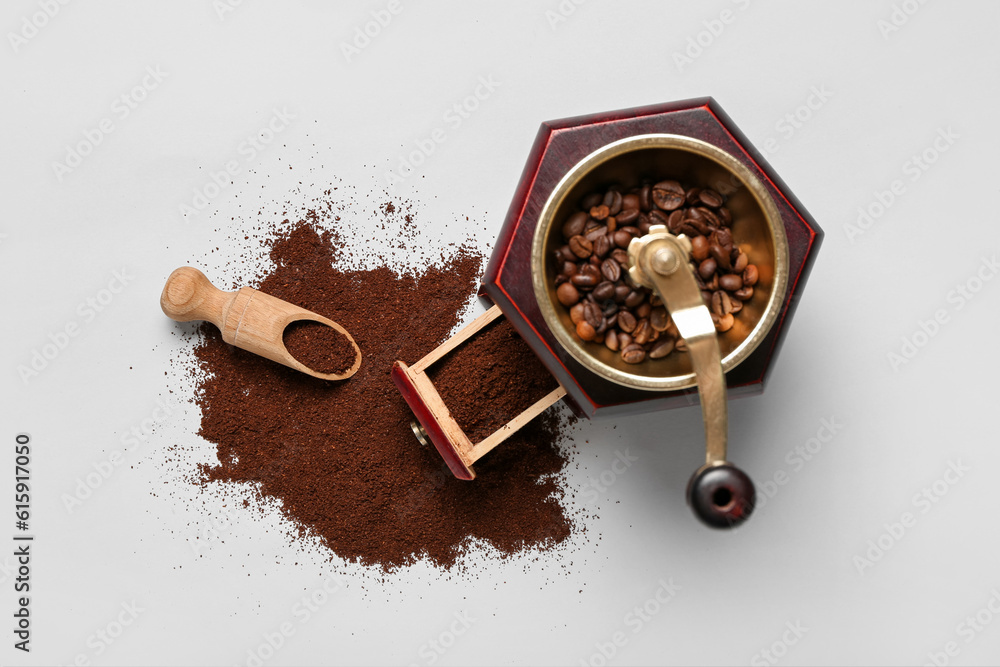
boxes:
[160,267,235,329]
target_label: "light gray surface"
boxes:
[2,1,999,665]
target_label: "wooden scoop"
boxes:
[160,267,361,380]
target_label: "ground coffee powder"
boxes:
[282,319,356,375]
[192,217,576,570]
[427,318,559,445]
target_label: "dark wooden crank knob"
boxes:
[686,463,755,529]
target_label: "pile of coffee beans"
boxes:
[553,181,760,364]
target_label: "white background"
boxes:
[2,1,999,665]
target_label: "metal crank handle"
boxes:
[628,225,755,528]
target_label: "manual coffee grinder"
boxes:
[393,98,822,528]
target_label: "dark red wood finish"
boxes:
[390,362,475,480]
[481,98,823,419]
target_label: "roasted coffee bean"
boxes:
[716,313,735,332]
[636,302,651,319]
[650,294,662,307]
[719,207,732,225]
[611,248,629,266]
[603,190,623,215]
[701,289,713,304]
[699,189,723,208]
[633,319,653,345]
[675,338,688,352]
[568,235,593,259]
[593,234,611,259]
[691,235,709,262]
[649,337,675,359]
[624,290,645,308]
[614,284,630,302]
[685,187,702,206]
[570,302,586,324]
[561,261,578,276]
[596,317,608,335]
[638,184,652,211]
[562,211,588,239]
[585,225,608,242]
[684,217,710,236]
[650,307,669,332]
[697,207,722,228]
[618,332,634,349]
[583,301,603,329]
[571,267,600,288]
[719,274,743,292]
[613,230,632,249]
[621,344,646,364]
[743,264,759,286]
[734,286,754,301]
[600,258,621,282]
[733,251,748,273]
[651,180,685,211]
[589,205,610,221]
[593,280,616,302]
[622,193,640,211]
[605,216,617,232]
[711,290,733,316]
[709,244,731,270]
[605,329,620,352]
[706,274,719,291]
[576,320,596,341]
[698,257,717,280]
[602,301,618,317]
[617,310,637,333]
[581,192,602,210]
[729,299,743,314]
[616,207,639,224]
[713,227,733,250]
[556,282,580,307]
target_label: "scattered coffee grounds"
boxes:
[193,219,577,570]
[428,318,559,444]
[282,319,356,375]
[553,181,760,364]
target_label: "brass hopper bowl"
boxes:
[531,134,789,527]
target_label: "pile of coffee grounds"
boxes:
[193,220,577,570]
[282,319,356,375]
[428,318,559,444]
